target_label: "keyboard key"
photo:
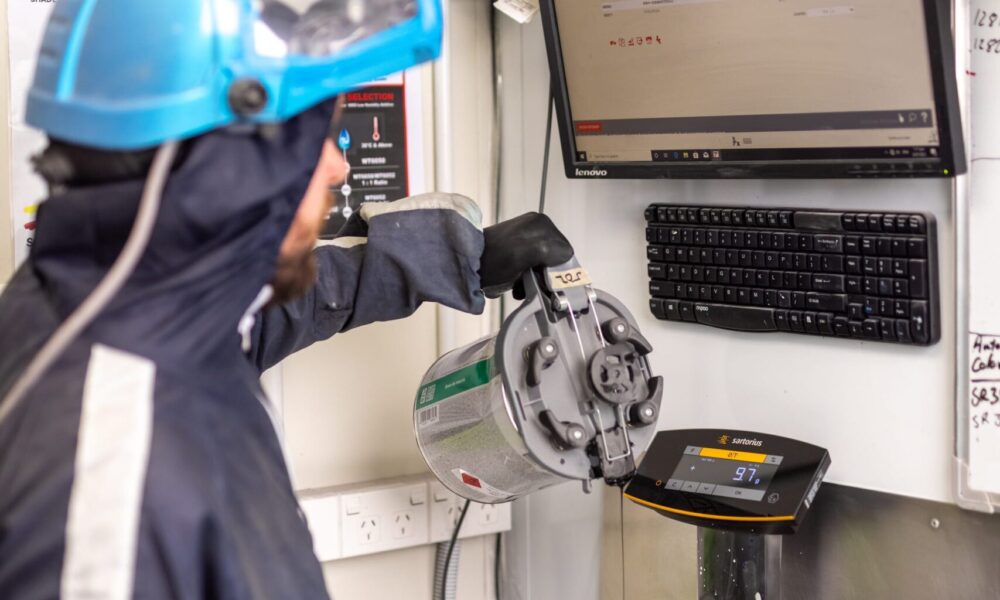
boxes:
[775,310,790,330]
[893,279,909,298]
[911,301,929,343]
[878,278,892,296]
[861,237,877,254]
[891,238,907,257]
[880,319,896,340]
[792,292,806,309]
[777,290,792,308]
[833,316,850,336]
[814,235,843,253]
[909,260,927,299]
[876,238,892,255]
[806,292,847,312]
[812,274,845,292]
[693,303,776,331]
[788,312,804,332]
[849,321,864,338]
[908,238,927,258]
[821,255,844,273]
[817,313,834,335]
[845,236,861,253]
[650,299,667,319]
[855,214,869,231]
[846,277,862,294]
[679,302,696,322]
[649,263,668,279]
[896,319,912,343]
[863,319,880,339]
[845,256,862,274]
[802,312,819,334]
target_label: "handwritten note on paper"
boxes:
[971,3,1000,160]
[968,333,1000,492]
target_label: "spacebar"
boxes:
[693,303,777,332]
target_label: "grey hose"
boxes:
[0,141,180,426]
[433,539,461,600]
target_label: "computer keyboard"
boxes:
[644,205,939,345]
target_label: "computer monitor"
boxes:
[540,0,965,179]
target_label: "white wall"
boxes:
[498,14,959,599]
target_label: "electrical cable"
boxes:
[0,140,180,427]
[620,488,626,600]
[490,0,507,327]
[440,499,471,600]
[538,81,555,215]
[494,532,502,600]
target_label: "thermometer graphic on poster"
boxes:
[322,74,413,237]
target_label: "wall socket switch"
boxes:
[339,482,429,558]
[298,475,512,562]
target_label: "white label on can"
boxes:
[548,267,593,290]
[417,405,440,429]
[452,469,515,500]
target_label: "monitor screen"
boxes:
[540,0,965,179]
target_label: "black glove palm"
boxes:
[480,212,574,299]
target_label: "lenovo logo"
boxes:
[575,168,608,177]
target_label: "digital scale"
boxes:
[625,429,831,599]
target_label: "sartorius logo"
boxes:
[575,168,608,177]
[731,437,764,447]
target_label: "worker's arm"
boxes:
[249,194,486,372]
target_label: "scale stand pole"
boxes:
[697,528,782,600]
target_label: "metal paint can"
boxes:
[414,262,663,504]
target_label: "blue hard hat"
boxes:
[26,0,442,150]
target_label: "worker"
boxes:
[0,1,573,598]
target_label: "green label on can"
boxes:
[416,357,495,410]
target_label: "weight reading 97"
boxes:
[733,466,761,485]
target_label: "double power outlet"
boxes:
[299,475,512,562]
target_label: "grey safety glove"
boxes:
[480,212,575,299]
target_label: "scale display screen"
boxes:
[625,429,830,534]
[667,446,782,502]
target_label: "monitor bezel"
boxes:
[540,0,966,180]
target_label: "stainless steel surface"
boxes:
[697,529,781,600]
[781,483,1000,599]
[607,483,1000,599]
